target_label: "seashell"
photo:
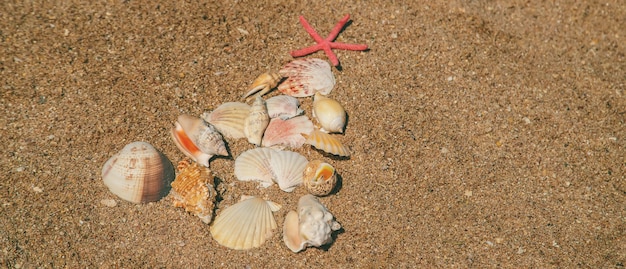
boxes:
[262,115,314,149]
[201,102,250,139]
[102,141,175,204]
[278,58,335,97]
[171,115,228,167]
[210,196,282,250]
[313,92,347,133]
[234,147,276,188]
[302,160,337,196]
[283,194,341,253]
[265,95,304,120]
[242,72,282,99]
[243,95,270,146]
[303,129,350,157]
[170,161,217,224]
[269,150,309,192]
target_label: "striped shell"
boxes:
[278,58,335,97]
[201,102,250,139]
[234,148,309,192]
[303,129,350,157]
[170,161,217,224]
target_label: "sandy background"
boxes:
[1,0,625,268]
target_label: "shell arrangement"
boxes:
[101,56,354,253]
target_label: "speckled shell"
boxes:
[102,142,175,204]
[313,92,347,133]
[243,96,270,146]
[201,102,250,139]
[170,161,217,224]
[283,194,341,252]
[262,115,314,149]
[265,95,304,120]
[303,129,350,157]
[171,115,228,167]
[278,58,335,97]
[302,160,337,196]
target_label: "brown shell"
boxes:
[170,161,217,224]
[302,160,337,196]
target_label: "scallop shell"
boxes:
[262,115,314,149]
[313,92,347,133]
[210,196,282,250]
[170,161,217,224]
[303,129,350,157]
[270,150,309,192]
[201,102,250,139]
[234,147,276,188]
[278,58,335,97]
[283,194,341,253]
[171,115,228,167]
[302,160,337,196]
[265,95,304,120]
[102,142,175,204]
[242,72,282,99]
[243,95,270,146]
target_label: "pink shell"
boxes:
[278,58,335,97]
[262,115,314,148]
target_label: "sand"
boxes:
[1,0,624,268]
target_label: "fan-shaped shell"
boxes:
[270,150,309,192]
[313,92,347,133]
[262,115,314,149]
[266,95,304,120]
[278,58,335,97]
[201,102,250,139]
[243,96,270,146]
[170,161,217,224]
[303,130,350,157]
[283,194,341,252]
[210,196,281,250]
[171,115,228,167]
[102,142,174,204]
[234,148,276,188]
[302,160,337,196]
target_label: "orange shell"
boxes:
[170,162,217,224]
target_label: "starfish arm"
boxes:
[298,16,325,43]
[329,42,368,51]
[290,44,324,57]
[323,46,340,66]
[325,14,351,42]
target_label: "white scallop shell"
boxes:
[278,58,335,97]
[313,92,347,133]
[265,95,304,120]
[201,102,250,139]
[234,148,276,188]
[243,95,270,146]
[210,196,281,250]
[262,115,314,149]
[270,150,308,192]
[171,115,228,167]
[102,142,175,204]
[304,129,350,157]
[283,194,341,252]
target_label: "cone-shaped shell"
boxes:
[283,194,341,252]
[313,92,347,133]
[171,115,228,167]
[302,160,337,196]
[170,161,217,224]
[278,58,335,97]
[234,148,276,188]
[102,142,174,204]
[244,96,270,146]
[210,196,281,250]
[270,150,309,192]
[262,115,314,149]
[303,130,350,157]
[201,102,250,139]
[266,95,304,120]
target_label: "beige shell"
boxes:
[262,115,314,149]
[210,196,282,250]
[266,95,304,120]
[102,141,175,204]
[270,150,309,192]
[313,92,347,133]
[170,161,217,224]
[171,115,228,167]
[243,72,282,99]
[302,160,337,196]
[278,58,335,97]
[243,95,270,146]
[234,148,308,192]
[303,129,350,157]
[283,194,341,252]
[201,102,250,139]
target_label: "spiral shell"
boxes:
[170,161,217,224]
[243,95,270,146]
[302,160,337,196]
[283,194,341,252]
[171,115,228,167]
[201,102,250,139]
[313,92,347,133]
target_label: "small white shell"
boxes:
[234,148,276,188]
[304,129,350,157]
[171,115,228,167]
[270,150,309,192]
[266,95,304,120]
[278,58,335,97]
[262,115,314,149]
[313,92,347,133]
[243,95,270,146]
[210,196,281,250]
[201,102,250,139]
[283,194,341,252]
[302,160,337,196]
[102,142,175,204]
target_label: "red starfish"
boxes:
[290,14,368,67]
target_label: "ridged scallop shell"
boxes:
[242,72,282,99]
[210,196,282,250]
[265,95,304,120]
[303,129,350,157]
[262,115,314,149]
[234,148,276,188]
[278,58,335,97]
[283,194,341,253]
[270,150,309,192]
[201,102,250,139]
[313,92,347,133]
[102,142,175,204]
[170,161,217,224]
[302,160,337,196]
[243,96,270,146]
[171,115,228,167]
